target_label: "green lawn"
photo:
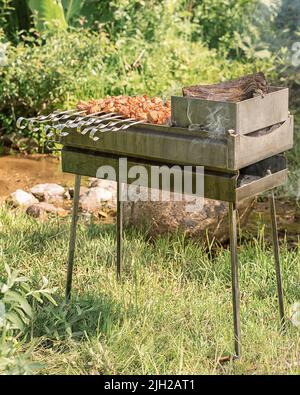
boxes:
[0,205,299,375]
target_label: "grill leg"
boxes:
[116,180,123,280]
[229,202,241,358]
[269,190,285,329]
[65,174,81,302]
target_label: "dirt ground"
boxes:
[0,154,74,203]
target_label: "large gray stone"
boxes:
[68,186,89,199]
[88,178,117,200]
[30,183,65,204]
[10,189,38,207]
[80,187,113,212]
[26,202,68,218]
[123,193,255,243]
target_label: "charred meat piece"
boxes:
[77,95,171,125]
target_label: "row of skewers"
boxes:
[16,108,147,142]
[16,96,171,142]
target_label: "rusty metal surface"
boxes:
[56,117,292,171]
[171,86,289,135]
[61,147,288,202]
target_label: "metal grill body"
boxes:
[19,86,294,359]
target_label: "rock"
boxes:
[64,190,71,200]
[123,193,255,243]
[10,189,38,207]
[30,183,65,203]
[88,178,117,199]
[26,202,68,218]
[80,187,113,212]
[68,186,89,198]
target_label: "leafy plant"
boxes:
[291,302,300,329]
[28,0,67,31]
[62,0,85,24]
[0,263,57,374]
[191,0,257,56]
[0,0,13,31]
[0,0,32,42]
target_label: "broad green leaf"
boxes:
[5,311,25,331]
[291,311,300,328]
[15,276,29,283]
[62,0,84,23]
[0,358,15,370]
[4,291,32,318]
[0,301,5,327]
[41,290,58,306]
[1,283,9,293]
[27,291,43,303]
[254,49,272,59]
[14,306,30,325]
[42,276,49,286]
[6,269,21,289]
[27,0,68,31]
[4,262,11,277]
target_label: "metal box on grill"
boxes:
[171,87,289,134]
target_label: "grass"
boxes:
[0,205,300,375]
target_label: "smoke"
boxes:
[186,98,229,137]
[205,104,230,137]
[186,99,205,132]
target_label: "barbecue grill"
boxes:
[17,86,294,358]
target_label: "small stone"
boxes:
[10,189,38,207]
[26,202,68,218]
[30,183,65,202]
[68,186,89,198]
[88,179,117,197]
[98,210,108,218]
[88,177,98,187]
[80,187,113,212]
[64,190,71,200]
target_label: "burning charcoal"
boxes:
[237,175,261,187]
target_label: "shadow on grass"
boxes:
[33,290,127,350]
[86,222,115,240]
[0,223,69,257]
[86,221,152,243]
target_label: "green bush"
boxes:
[191,0,257,55]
